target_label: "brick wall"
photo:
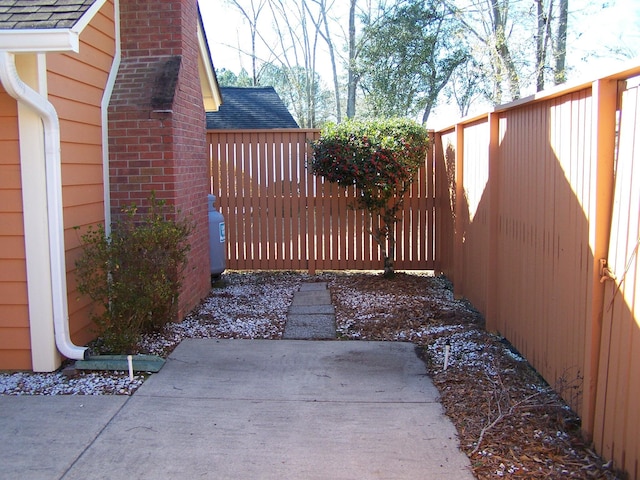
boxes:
[108,0,210,320]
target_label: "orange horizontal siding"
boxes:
[0,189,22,212]
[61,163,104,187]
[61,143,104,165]
[0,237,25,259]
[48,73,104,107]
[0,165,21,188]
[0,305,29,327]
[89,3,116,45]
[0,1,116,371]
[59,119,103,145]
[63,201,104,230]
[0,212,27,236]
[50,1,116,350]
[0,120,18,143]
[0,326,30,349]
[0,259,26,282]
[0,350,32,372]
[0,85,28,371]
[54,97,102,126]
[62,184,105,208]
[0,282,27,305]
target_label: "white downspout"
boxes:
[0,51,88,360]
[102,0,121,235]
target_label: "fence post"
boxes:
[582,78,618,441]
[307,131,317,275]
[453,123,465,298]
[433,131,444,274]
[485,113,501,332]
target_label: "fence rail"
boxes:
[435,65,640,479]
[208,129,436,273]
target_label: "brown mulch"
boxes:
[317,271,622,480]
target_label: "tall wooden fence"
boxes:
[435,65,640,478]
[208,129,436,273]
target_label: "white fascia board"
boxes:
[0,29,80,53]
[72,0,108,35]
[197,20,221,111]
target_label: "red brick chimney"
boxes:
[108,0,210,320]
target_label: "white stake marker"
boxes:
[127,355,134,381]
[444,343,450,371]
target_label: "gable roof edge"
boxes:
[72,0,109,36]
[197,5,221,111]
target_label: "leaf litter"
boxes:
[0,270,621,478]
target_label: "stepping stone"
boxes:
[282,315,336,339]
[298,282,329,291]
[283,282,336,339]
[288,305,335,315]
[290,290,331,306]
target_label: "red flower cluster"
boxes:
[309,118,429,274]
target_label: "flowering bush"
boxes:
[310,118,429,275]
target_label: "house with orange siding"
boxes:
[0,0,221,372]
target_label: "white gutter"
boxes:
[0,29,80,53]
[0,51,88,360]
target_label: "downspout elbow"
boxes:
[0,51,88,361]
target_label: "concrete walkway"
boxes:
[0,283,474,480]
[283,282,336,339]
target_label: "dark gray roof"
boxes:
[206,86,299,130]
[0,0,97,29]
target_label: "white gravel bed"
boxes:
[0,371,145,395]
[0,271,303,396]
[0,270,498,397]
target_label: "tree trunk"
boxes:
[535,0,546,92]
[228,0,265,86]
[553,0,568,85]
[346,0,357,119]
[313,0,341,123]
[491,0,520,100]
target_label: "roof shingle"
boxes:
[206,86,299,130]
[0,0,97,29]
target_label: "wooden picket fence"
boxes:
[208,64,640,477]
[207,129,436,273]
[435,66,640,478]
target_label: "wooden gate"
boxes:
[593,75,640,477]
[208,129,436,272]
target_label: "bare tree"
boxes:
[446,0,524,104]
[266,0,324,127]
[226,0,267,85]
[309,0,342,122]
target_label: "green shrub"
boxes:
[310,118,429,275]
[75,195,192,353]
